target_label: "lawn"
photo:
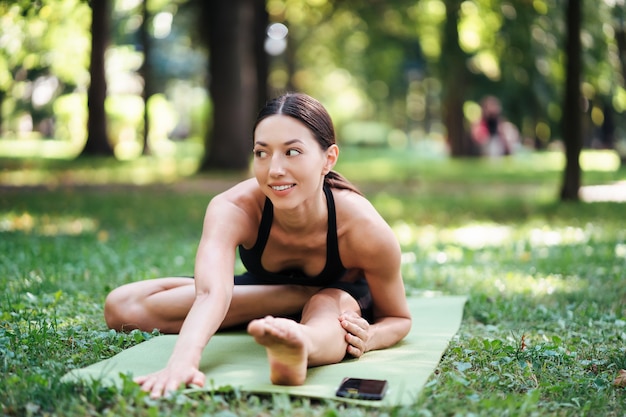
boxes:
[1,148,625,416]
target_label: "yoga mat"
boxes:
[63,295,466,406]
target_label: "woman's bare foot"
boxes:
[247,316,308,385]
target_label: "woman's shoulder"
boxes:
[202,178,265,247]
[332,188,384,225]
[333,189,398,248]
[334,189,400,271]
[211,178,261,202]
[208,178,265,220]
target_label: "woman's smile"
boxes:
[271,184,296,192]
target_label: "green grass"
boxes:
[1,149,626,416]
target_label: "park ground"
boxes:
[1,148,625,416]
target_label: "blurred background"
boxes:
[0,0,624,198]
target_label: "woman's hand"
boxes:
[134,362,205,399]
[339,311,370,358]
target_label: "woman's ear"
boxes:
[323,144,339,175]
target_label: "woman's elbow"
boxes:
[398,316,412,340]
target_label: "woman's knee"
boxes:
[104,285,142,331]
[104,278,194,332]
[302,288,360,318]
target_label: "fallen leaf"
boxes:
[614,369,626,387]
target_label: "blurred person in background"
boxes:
[471,95,520,157]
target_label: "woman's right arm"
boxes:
[135,184,259,398]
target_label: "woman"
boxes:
[104,93,412,398]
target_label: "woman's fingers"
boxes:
[134,373,168,398]
[344,333,364,357]
[133,368,205,398]
[339,311,370,356]
[346,341,368,357]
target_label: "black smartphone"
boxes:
[335,377,388,400]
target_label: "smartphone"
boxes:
[335,377,388,400]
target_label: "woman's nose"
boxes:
[269,155,285,176]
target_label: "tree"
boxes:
[139,0,153,155]
[254,0,270,112]
[82,0,114,156]
[611,3,626,165]
[559,0,583,201]
[440,0,472,156]
[200,0,259,171]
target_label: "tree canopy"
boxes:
[1,0,625,195]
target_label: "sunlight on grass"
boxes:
[0,156,201,186]
[0,211,99,236]
[509,149,621,173]
[580,149,621,172]
[0,138,83,159]
[0,135,204,160]
[396,220,602,298]
[394,221,601,250]
[478,271,589,297]
[528,225,593,246]
[444,224,513,249]
[0,137,204,186]
[580,181,626,202]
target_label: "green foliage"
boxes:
[3,0,625,165]
[105,94,145,159]
[0,0,91,136]
[267,0,625,146]
[1,152,625,415]
[53,93,88,144]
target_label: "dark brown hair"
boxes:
[253,92,362,195]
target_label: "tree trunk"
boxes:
[616,27,626,84]
[440,0,471,157]
[201,0,258,172]
[0,91,4,136]
[82,0,114,156]
[254,0,269,112]
[613,17,625,165]
[140,0,152,155]
[559,0,582,201]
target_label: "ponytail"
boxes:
[324,170,363,196]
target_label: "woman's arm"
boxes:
[135,187,259,398]
[338,197,412,356]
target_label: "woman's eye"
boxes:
[286,149,301,156]
[254,150,268,158]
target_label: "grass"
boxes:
[1,148,626,416]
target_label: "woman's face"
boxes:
[253,115,337,208]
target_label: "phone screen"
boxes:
[335,377,388,400]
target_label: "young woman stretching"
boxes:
[104,93,412,398]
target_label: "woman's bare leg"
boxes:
[104,278,320,333]
[247,288,360,385]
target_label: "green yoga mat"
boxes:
[63,295,466,407]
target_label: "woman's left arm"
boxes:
[340,213,412,357]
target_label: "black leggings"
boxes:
[234,272,374,323]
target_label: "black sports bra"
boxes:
[238,185,347,285]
